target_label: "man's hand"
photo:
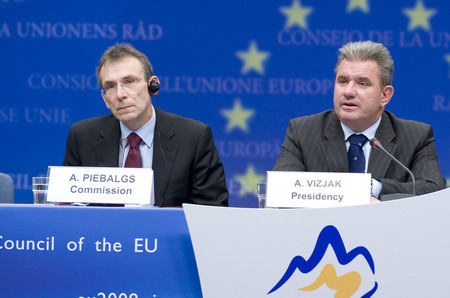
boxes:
[371,196,381,203]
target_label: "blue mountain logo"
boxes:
[268,225,378,297]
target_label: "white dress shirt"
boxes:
[340,116,382,198]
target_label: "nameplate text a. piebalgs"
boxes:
[47,166,154,205]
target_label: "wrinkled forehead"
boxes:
[100,56,145,83]
[336,59,380,78]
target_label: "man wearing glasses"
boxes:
[63,43,228,207]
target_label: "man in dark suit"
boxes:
[273,41,446,202]
[63,43,228,207]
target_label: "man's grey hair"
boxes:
[96,43,153,88]
[334,41,394,87]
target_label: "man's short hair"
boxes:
[334,41,394,87]
[96,43,153,88]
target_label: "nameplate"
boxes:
[266,171,371,208]
[47,166,154,205]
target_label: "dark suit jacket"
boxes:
[273,110,446,199]
[63,108,228,207]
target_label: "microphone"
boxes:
[369,137,416,197]
[119,138,129,168]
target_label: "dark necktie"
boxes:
[347,134,368,173]
[125,132,142,168]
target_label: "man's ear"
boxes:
[101,92,111,110]
[381,85,394,107]
[148,76,160,96]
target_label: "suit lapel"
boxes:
[320,112,349,172]
[153,109,179,205]
[94,116,121,167]
[368,113,397,178]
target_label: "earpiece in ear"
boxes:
[149,81,160,95]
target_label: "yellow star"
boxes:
[445,54,450,79]
[402,0,437,31]
[346,0,370,13]
[235,165,265,196]
[220,98,255,133]
[445,54,450,64]
[279,0,314,29]
[236,41,270,75]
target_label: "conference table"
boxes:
[0,204,201,298]
[2,188,450,297]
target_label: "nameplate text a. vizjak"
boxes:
[266,171,371,208]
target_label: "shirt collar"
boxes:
[341,116,382,142]
[119,105,156,148]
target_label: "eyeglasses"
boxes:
[101,77,145,97]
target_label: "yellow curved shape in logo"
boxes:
[299,263,361,297]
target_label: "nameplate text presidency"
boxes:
[266,171,371,208]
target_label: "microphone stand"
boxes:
[370,138,416,200]
[119,138,129,168]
